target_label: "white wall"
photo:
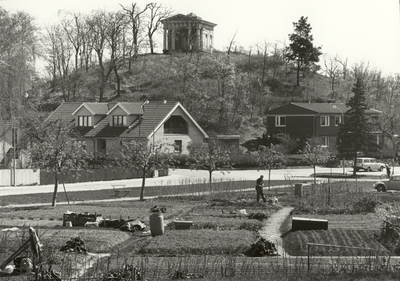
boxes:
[0,169,40,186]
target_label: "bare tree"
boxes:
[323,54,343,99]
[227,31,237,57]
[336,56,349,81]
[86,10,126,101]
[44,25,73,101]
[146,3,172,54]
[120,3,148,65]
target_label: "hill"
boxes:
[41,50,341,143]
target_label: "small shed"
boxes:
[216,135,240,150]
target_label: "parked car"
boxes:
[355,157,385,172]
[374,175,400,192]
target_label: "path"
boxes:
[258,206,294,256]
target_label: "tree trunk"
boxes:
[114,66,121,97]
[353,151,358,177]
[52,172,59,207]
[313,164,317,185]
[268,168,271,190]
[140,168,146,201]
[296,60,301,87]
[209,170,213,194]
[149,35,154,54]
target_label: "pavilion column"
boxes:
[196,28,200,50]
[210,33,213,52]
[200,28,203,50]
[163,28,167,51]
[187,27,191,50]
[171,27,175,50]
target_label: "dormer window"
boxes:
[78,116,92,127]
[113,115,127,127]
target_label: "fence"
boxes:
[0,169,40,186]
[0,168,168,186]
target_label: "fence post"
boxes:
[307,243,310,274]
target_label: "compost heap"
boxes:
[247,237,278,257]
[60,236,87,253]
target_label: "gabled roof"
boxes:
[47,101,208,140]
[46,102,81,122]
[119,101,209,139]
[107,102,142,115]
[72,103,110,115]
[266,102,382,115]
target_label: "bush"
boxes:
[239,220,263,232]
[352,194,379,213]
[248,212,269,220]
[229,152,258,168]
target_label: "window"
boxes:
[277,133,284,138]
[113,115,127,127]
[174,140,182,153]
[78,116,92,127]
[164,116,188,134]
[335,116,342,126]
[275,116,286,127]
[320,116,330,126]
[322,136,330,147]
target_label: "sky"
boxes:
[1,0,400,75]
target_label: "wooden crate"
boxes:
[173,221,194,230]
[78,213,102,226]
[63,213,78,227]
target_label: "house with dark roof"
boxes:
[46,101,209,157]
[265,102,381,148]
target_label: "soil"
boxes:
[258,206,294,256]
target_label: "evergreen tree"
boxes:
[286,16,322,87]
[337,78,377,175]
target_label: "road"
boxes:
[0,167,381,196]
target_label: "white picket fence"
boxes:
[0,169,40,186]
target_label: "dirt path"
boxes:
[258,206,294,256]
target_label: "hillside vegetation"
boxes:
[42,50,347,140]
[2,6,398,144]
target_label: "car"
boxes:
[374,175,400,192]
[355,157,385,172]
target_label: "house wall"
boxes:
[267,115,314,140]
[315,115,341,136]
[153,107,206,154]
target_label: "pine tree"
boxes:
[286,16,322,87]
[337,78,377,175]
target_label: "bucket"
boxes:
[149,212,164,236]
[65,221,72,228]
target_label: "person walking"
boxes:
[256,175,267,203]
[386,164,391,178]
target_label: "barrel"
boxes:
[294,183,303,197]
[150,212,164,236]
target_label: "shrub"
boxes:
[352,194,379,213]
[229,152,258,168]
[248,212,269,220]
[239,220,263,232]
